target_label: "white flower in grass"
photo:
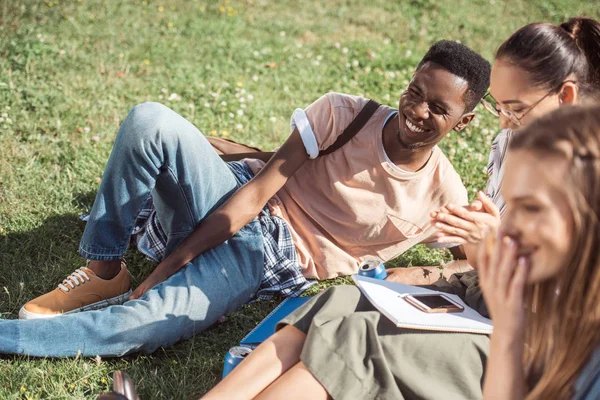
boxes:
[168,93,181,101]
[334,42,340,48]
[229,113,234,118]
[247,94,254,101]
[269,116,277,123]
[279,31,286,37]
[252,75,258,82]
[342,47,348,54]
[220,101,228,106]
[237,109,244,116]
[352,60,359,67]
[204,102,211,108]
[235,123,244,131]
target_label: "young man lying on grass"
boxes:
[0,40,490,357]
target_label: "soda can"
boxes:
[358,259,387,280]
[222,346,253,379]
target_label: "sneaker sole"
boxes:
[18,289,133,320]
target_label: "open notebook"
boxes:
[353,275,493,334]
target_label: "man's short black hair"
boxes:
[417,40,491,113]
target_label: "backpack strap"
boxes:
[318,99,381,156]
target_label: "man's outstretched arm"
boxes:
[130,129,309,298]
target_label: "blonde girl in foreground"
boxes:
[480,105,600,399]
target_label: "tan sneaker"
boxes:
[19,261,132,320]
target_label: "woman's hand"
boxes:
[480,232,529,400]
[430,191,501,245]
[129,259,180,300]
[478,232,530,337]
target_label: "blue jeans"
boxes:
[0,103,264,357]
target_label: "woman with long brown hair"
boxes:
[481,105,600,399]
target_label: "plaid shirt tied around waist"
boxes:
[85,161,314,300]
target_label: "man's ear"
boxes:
[453,113,475,132]
[558,81,578,105]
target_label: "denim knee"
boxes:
[117,102,182,152]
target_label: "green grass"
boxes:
[1,0,598,398]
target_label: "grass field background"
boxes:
[1,0,599,398]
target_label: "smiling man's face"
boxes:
[397,62,470,149]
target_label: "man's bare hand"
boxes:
[129,260,180,300]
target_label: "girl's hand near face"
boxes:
[478,232,530,337]
[430,191,501,245]
[479,231,530,400]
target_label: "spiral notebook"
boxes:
[353,275,493,335]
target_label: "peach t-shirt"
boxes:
[245,92,468,279]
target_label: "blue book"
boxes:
[240,296,313,347]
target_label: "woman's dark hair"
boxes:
[496,17,600,101]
